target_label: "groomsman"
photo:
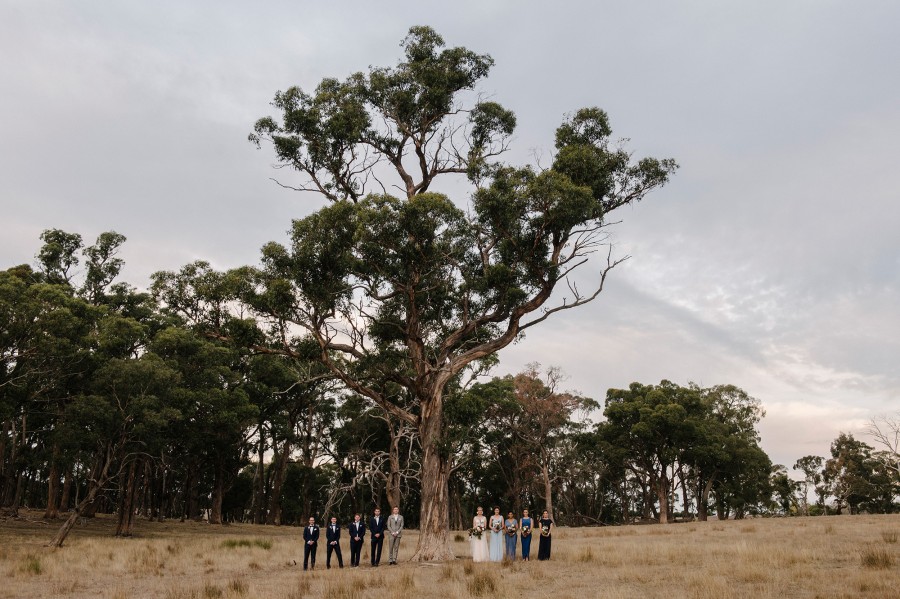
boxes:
[348,513,365,567]
[369,507,385,566]
[303,516,320,571]
[325,516,344,569]
[387,506,404,565]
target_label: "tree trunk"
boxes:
[59,465,73,513]
[115,458,139,537]
[267,437,291,525]
[0,419,9,499]
[209,461,225,525]
[410,395,453,561]
[697,477,714,522]
[49,445,116,547]
[387,426,402,510]
[540,458,554,521]
[253,425,266,524]
[656,469,669,524]
[44,446,61,519]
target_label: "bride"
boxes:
[470,506,489,562]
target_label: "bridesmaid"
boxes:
[488,507,504,562]
[519,508,533,561]
[537,509,553,561]
[503,511,517,560]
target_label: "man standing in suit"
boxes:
[303,516,320,571]
[325,516,344,569]
[387,506,404,565]
[348,513,365,567]
[369,507,385,566]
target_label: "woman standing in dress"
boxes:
[537,509,553,561]
[488,507,504,562]
[503,511,517,560]
[470,506,489,562]
[519,509,533,561]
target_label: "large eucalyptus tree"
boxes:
[244,26,676,559]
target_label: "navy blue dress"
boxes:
[537,517,552,560]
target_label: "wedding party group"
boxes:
[470,507,553,562]
[300,506,404,571]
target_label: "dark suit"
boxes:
[348,520,365,567]
[325,522,344,568]
[303,524,319,570]
[369,515,385,565]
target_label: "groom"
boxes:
[387,506,404,565]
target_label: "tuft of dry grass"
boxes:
[881,530,898,544]
[860,547,894,569]
[466,568,498,597]
[322,580,361,599]
[19,553,43,575]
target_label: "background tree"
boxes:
[793,455,824,516]
[867,413,900,478]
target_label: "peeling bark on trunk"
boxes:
[410,396,453,562]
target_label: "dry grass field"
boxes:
[2,511,899,599]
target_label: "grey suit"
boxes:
[387,513,404,563]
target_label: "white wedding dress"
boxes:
[470,515,488,562]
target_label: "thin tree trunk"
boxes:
[49,445,117,547]
[44,445,61,519]
[59,465,73,513]
[540,459,554,521]
[267,436,291,525]
[209,461,225,525]
[115,458,139,536]
[387,425,402,510]
[253,425,266,524]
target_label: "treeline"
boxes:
[2,231,898,547]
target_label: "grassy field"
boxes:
[2,510,899,598]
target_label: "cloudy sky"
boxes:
[2,1,898,470]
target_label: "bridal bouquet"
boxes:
[492,522,502,532]
[470,525,485,539]
[540,526,551,537]
[521,525,531,537]
[506,524,517,537]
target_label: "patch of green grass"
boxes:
[20,554,43,575]
[220,538,272,550]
